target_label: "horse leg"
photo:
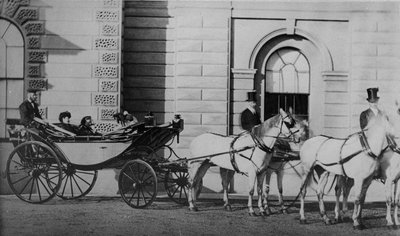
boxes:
[317,171,332,225]
[220,168,234,211]
[187,161,211,211]
[277,168,287,214]
[262,169,273,216]
[334,175,343,223]
[299,167,312,224]
[385,177,394,227]
[342,177,354,221]
[394,180,400,227]
[352,175,373,230]
[247,170,257,216]
[257,170,268,216]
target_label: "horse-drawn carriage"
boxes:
[5,116,189,208]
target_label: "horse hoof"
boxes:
[333,218,341,224]
[248,212,257,217]
[324,220,332,225]
[282,209,288,214]
[224,205,232,211]
[353,224,366,230]
[260,211,268,217]
[300,219,307,224]
[189,207,198,212]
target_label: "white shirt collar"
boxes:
[247,105,256,114]
[370,107,378,115]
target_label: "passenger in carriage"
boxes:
[77,116,100,136]
[56,111,79,133]
[359,87,385,129]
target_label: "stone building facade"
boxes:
[1,0,400,195]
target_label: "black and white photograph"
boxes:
[1,0,400,235]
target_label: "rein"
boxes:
[387,136,400,154]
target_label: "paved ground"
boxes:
[1,193,399,236]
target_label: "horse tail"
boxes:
[286,163,316,209]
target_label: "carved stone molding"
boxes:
[27,78,47,90]
[92,93,118,106]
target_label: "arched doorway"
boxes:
[0,18,25,138]
[253,34,327,135]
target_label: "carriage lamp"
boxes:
[172,114,184,131]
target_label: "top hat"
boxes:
[246,91,257,102]
[366,87,379,103]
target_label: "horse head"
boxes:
[363,113,395,153]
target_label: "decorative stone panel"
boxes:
[28,50,47,63]
[99,107,119,120]
[15,7,38,24]
[39,107,47,119]
[27,78,47,90]
[94,122,119,134]
[24,21,45,35]
[99,79,118,92]
[27,36,40,49]
[3,0,30,18]
[101,23,119,36]
[93,65,119,78]
[92,93,118,106]
[94,37,119,50]
[95,10,119,22]
[103,0,120,7]
[100,51,119,64]
[27,64,42,77]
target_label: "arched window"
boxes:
[264,48,310,120]
[0,19,25,138]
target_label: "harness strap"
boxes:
[359,131,378,159]
[229,134,247,175]
[250,132,274,153]
[387,136,400,154]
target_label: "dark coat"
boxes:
[359,108,384,130]
[240,108,261,132]
[19,100,42,126]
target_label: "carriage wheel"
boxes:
[118,159,157,208]
[164,170,189,205]
[164,170,203,205]
[56,164,98,200]
[6,141,62,204]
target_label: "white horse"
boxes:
[262,123,308,215]
[334,131,400,228]
[298,114,394,229]
[187,109,303,216]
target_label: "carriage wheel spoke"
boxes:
[71,175,83,195]
[74,173,91,187]
[10,174,30,185]
[37,175,52,195]
[61,175,70,197]
[18,177,33,195]
[28,178,35,200]
[36,178,42,201]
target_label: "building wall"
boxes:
[0,0,123,134]
[123,1,400,195]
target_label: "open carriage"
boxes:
[5,116,188,208]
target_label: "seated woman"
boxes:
[77,116,101,136]
[54,111,79,134]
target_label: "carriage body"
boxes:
[6,117,188,208]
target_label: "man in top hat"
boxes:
[240,91,261,132]
[19,89,43,126]
[359,87,384,129]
